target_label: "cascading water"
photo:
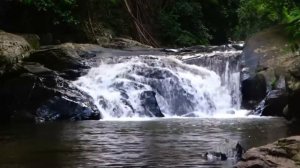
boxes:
[74,47,247,119]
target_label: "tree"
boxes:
[236,0,298,39]
[22,0,78,24]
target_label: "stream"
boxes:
[0,117,298,168]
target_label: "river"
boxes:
[0,117,297,168]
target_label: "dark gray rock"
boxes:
[24,43,102,80]
[253,90,288,116]
[241,74,267,109]
[103,38,153,49]
[0,62,101,123]
[140,91,164,117]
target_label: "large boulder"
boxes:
[25,43,103,80]
[0,62,101,123]
[0,31,31,69]
[235,136,300,168]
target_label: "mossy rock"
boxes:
[0,31,31,65]
[20,34,40,50]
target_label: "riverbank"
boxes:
[236,136,300,168]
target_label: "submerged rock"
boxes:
[235,136,300,168]
[203,152,228,161]
[202,142,245,162]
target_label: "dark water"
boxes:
[0,118,298,168]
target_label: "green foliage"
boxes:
[158,0,211,46]
[157,0,240,46]
[283,7,300,42]
[236,0,298,39]
[22,0,78,24]
[201,0,240,44]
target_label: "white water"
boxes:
[74,53,246,120]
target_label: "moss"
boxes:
[271,78,278,89]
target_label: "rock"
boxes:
[235,143,246,161]
[103,38,153,49]
[203,152,228,161]
[140,91,164,117]
[25,43,102,80]
[231,42,245,50]
[242,26,292,80]
[135,65,198,116]
[0,62,101,123]
[20,34,40,49]
[235,136,300,168]
[242,25,300,119]
[241,74,267,109]
[253,90,288,116]
[0,31,31,66]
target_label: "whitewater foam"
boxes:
[74,52,244,119]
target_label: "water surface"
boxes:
[0,118,297,168]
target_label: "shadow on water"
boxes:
[0,118,299,168]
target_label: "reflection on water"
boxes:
[0,118,298,168]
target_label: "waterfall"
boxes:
[73,47,246,119]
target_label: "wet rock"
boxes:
[140,91,164,117]
[235,143,246,161]
[203,152,228,161]
[235,136,300,168]
[241,74,267,109]
[230,42,245,50]
[0,62,101,123]
[125,62,197,116]
[25,43,102,80]
[36,96,100,122]
[103,38,153,49]
[253,90,288,116]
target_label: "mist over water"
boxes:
[74,49,245,119]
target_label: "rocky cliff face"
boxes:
[241,26,300,121]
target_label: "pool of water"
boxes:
[0,117,298,168]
